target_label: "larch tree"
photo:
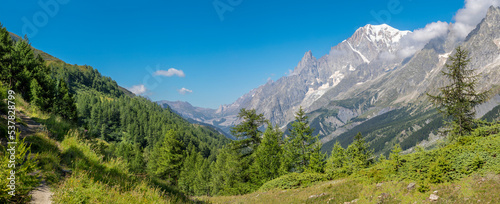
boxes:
[156,129,184,185]
[281,106,320,173]
[230,108,268,157]
[252,124,283,184]
[427,46,489,137]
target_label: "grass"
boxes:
[52,130,192,203]
[1,92,189,203]
[201,123,500,203]
[199,174,500,204]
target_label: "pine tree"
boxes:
[0,24,13,84]
[427,46,489,137]
[307,140,326,173]
[252,124,283,185]
[30,79,43,107]
[156,129,184,185]
[230,108,267,156]
[54,80,77,122]
[281,106,318,173]
[389,143,403,172]
[325,141,346,178]
[345,132,373,172]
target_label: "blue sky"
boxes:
[0,0,466,108]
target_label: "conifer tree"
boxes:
[156,130,184,185]
[389,143,403,172]
[345,132,373,172]
[281,107,318,173]
[252,124,283,184]
[230,108,267,156]
[427,46,489,137]
[307,140,326,173]
[325,141,346,178]
[0,24,13,83]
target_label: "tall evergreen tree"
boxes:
[427,46,489,137]
[156,129,184,185]
[252,124,283,185]
[230,108,267,156]
[325,141,347,178]
[0,24,13,83]
[345,132,373,172]
[281,106,318,173]
[307,140,326,173]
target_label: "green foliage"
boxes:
[53,130,186,203]
[323,107,442,155]
[155,130,184,185]
[307,140,326,173]
[281,107,322,173]
[324,133,373,179]
[0,132,38,203]
[259,172,328,191]
[389,143,403,172]
[230,108,267,156]
[325,141,347,178]
[427,46,489,137]
[251,124,283,185]
[345,132,374,171]
[352,123,500,190]
[0,24,77,123]
[210,147,248,195]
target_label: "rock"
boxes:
[433,190,438,194]
[429,193,439,201]
[308,193,327,199]
[376,183,383,188]
[407,182,416,191]
[351,198,359,203]
[377,193,390,204]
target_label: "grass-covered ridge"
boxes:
[201,123,500,203]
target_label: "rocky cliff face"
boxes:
[159,7,500,149]
[160,24,412,130]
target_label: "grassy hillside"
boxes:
[201,122,500,203]
[1,92,197,203]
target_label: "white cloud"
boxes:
[128,84,147,95]
[398,21,450,58]
[178,88,193,95]
[154,68,185,77]
[452,0,500,39]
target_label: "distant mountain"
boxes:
[159,6,500,155]
[159,24,412,131]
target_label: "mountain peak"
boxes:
[356,24,411,44]
[486,5,500,18]
[302,50,313,60]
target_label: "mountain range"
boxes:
[159,6,500,154]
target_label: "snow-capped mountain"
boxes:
[159,7,500,155]
[159,23,413,131]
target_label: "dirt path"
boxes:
[16,111,53,204]
[29,180,53,204]
[17,111,45,137]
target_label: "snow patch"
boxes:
[438,52,452,59]
[438,52,452,67]
[347,41,370,64]
[495,38,500,49]
[364,24,411,47]
[349,64,356,71]
[300,71,345,108]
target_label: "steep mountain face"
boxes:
[161,7,500,154]
[318,6,500,153]
[160,24,412,131]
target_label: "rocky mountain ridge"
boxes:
[159,6,500,154]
